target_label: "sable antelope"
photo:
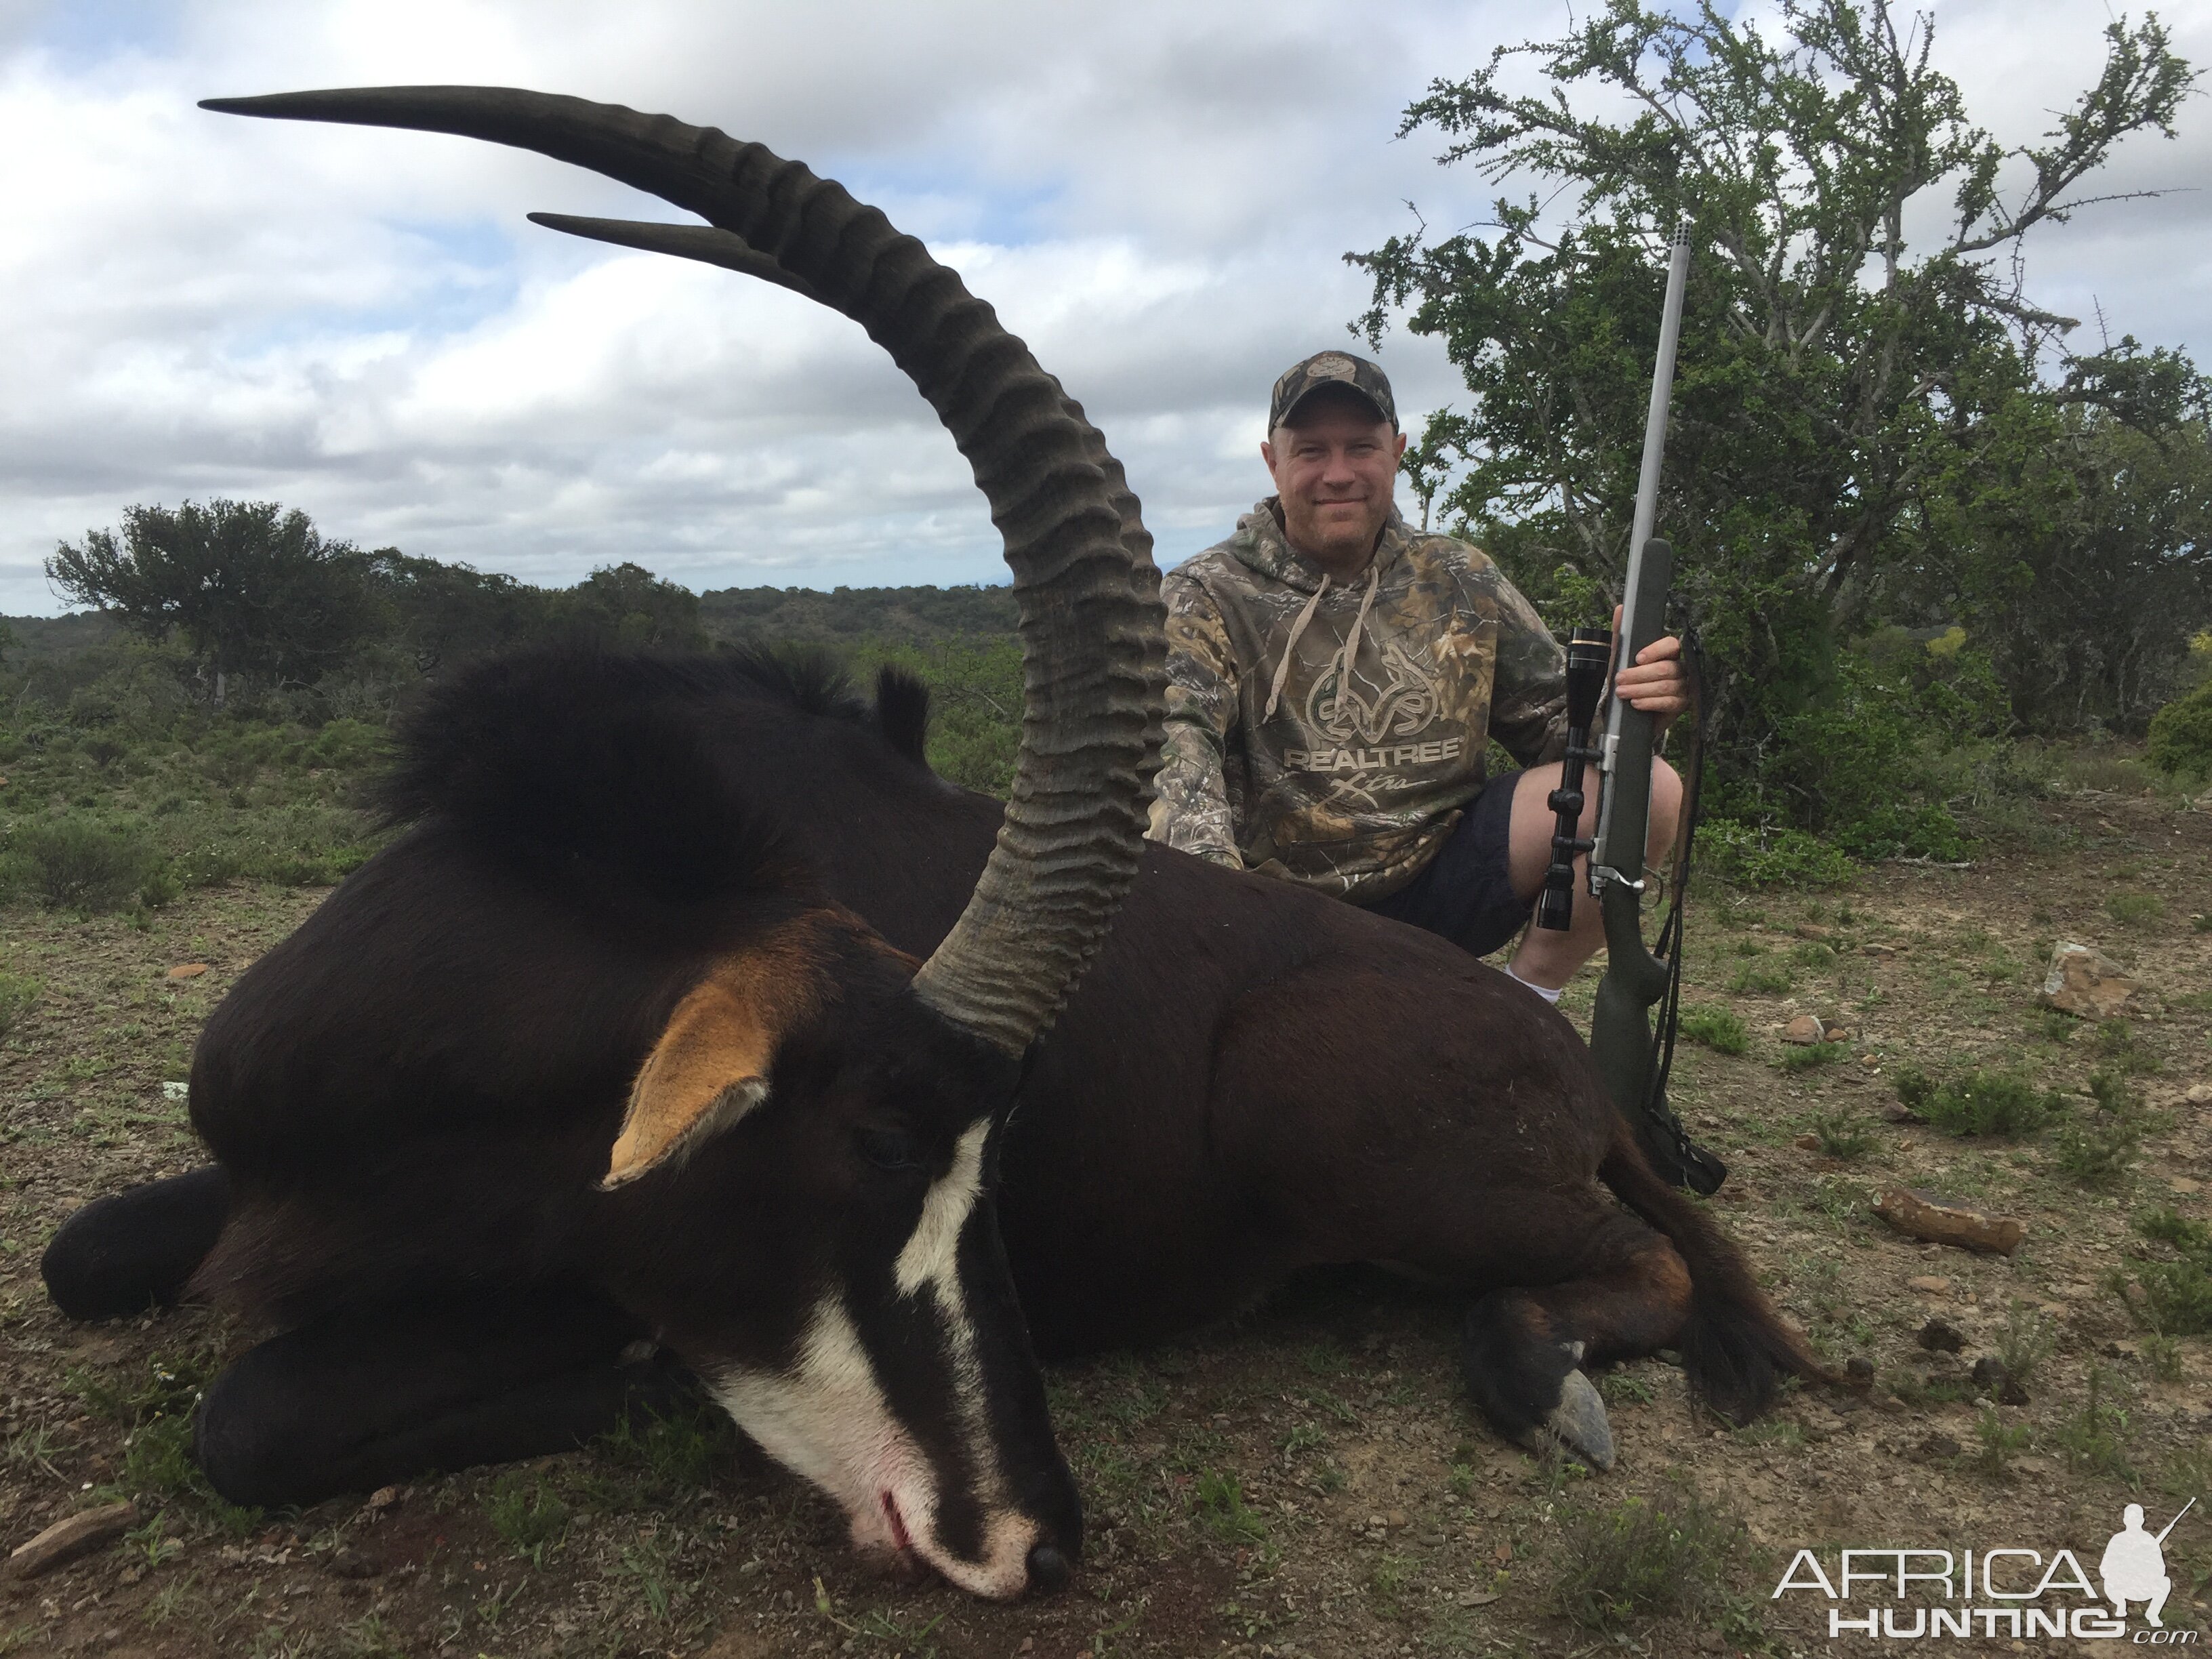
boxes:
[43,87,1822,1602]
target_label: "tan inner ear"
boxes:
[600,927,827,1189]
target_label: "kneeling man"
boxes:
[1149,351,1685,999]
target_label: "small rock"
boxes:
[1456,1589,1500,1607]
[1824,1025,1850,1043]
[1784,1014,1824,1045]
[2186,1082,2211,1106]
[1970,1357,2029,1406]
[1493,1541,1513,1564]
[1875,1189,2026,1256]
[3,1501,138,1581]
[1794,924,1832,941]
[326,1547,378,1580]
[1385,1510,1408,1530]
[1793,1132,1822,1151]
[2038,942,2136,1019]
[165,962,208,980]
[1019,1640,1036,1656]
[2171,1176,2204,1196]
[1697,1631,1727,1654]
[161,1081,189,1102]
[1914,1433,1962,1462]
[1906,1275,1951,1296]
[1916,1319,1965,1353]
[1862,943,1897,959]
[1845,1357,1876,1389]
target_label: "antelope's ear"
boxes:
[601,955,811,1188]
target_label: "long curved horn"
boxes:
[203,87,1163,1057]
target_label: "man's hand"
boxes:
[1610,605,1689,726]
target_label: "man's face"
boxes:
[1261,391,1408,575]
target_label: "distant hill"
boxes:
[696,584,1017,644]
[2,611,119,662]
[5,586,1017,668]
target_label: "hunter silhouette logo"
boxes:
[1772,1496,2202,1641]
[1305,634,1439,745]
[2104,1499,2192,1629]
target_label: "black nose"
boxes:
[1025,1542,1072,1595]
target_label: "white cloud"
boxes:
[5,0,2208,613]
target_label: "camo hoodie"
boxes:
[1148,498,1568,901]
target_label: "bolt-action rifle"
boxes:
[1534,227,1726,1195]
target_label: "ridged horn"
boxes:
[204,87,1164,1057]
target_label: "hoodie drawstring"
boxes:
[1261,575,1329,723]
[1259,559,1382,726]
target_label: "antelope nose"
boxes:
[1025,1542,1073,1595]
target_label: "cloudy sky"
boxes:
[5,0,2209,615]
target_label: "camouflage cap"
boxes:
[1268,350,1397,432]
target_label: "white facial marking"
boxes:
[711,1263,1041,1599]
[896,1120,989,1300]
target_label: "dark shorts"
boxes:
[1355,771,1532,958]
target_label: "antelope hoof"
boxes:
[1528,1368,1616,1470]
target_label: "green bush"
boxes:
[487,1472,571,1562]
[2051,1073,2145,1189]
[1778,1042,1840,1073]
[2106,892,2164,925]
[1553,1481,1756,1635]
[1727,960,1795,996]
[2146,677,2212,779]
[1700,820,1854,890]
[0,970,40,1040]
[1811,1110,1876,1158]
[2127,1210,2212,1335]
[1679,1005,1748,1054]
[9,818,163,912]
[1894,1065,2060,1138]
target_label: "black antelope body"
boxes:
[43,85,1823,1602]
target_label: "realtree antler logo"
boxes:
[1773,1500,2200,1643]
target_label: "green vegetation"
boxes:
[573,1395,733,1511]
[2051,1368,2135,1483]
[1809,1111,1875,1160]
[1777,1042,1839,1074]
[1971,1409,2033,1479]
[1355,0,2207,859]
[487,1471,571,1565]
[2124,1210,2212,1336]
[1892,1065,2061,1139]
[64,1353,260,1534]
[6,818,165,912]
[2106,892,2165,926]
[2051,1071,2149,1189]
[1190,1469,1269,1547]
[1727,961,1794,996]
[1996,1303,2056,1392]
[2094,1019,2162,1076]
[0,970,38,1040]
[1678,1004,1748,1054]
[1551,1481,1757,1637]
[2146,674,2212,780]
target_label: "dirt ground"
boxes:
[3,787,2207,1658]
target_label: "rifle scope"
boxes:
[1532,626,1615,932]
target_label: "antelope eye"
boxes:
[855,1126,925,1172]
